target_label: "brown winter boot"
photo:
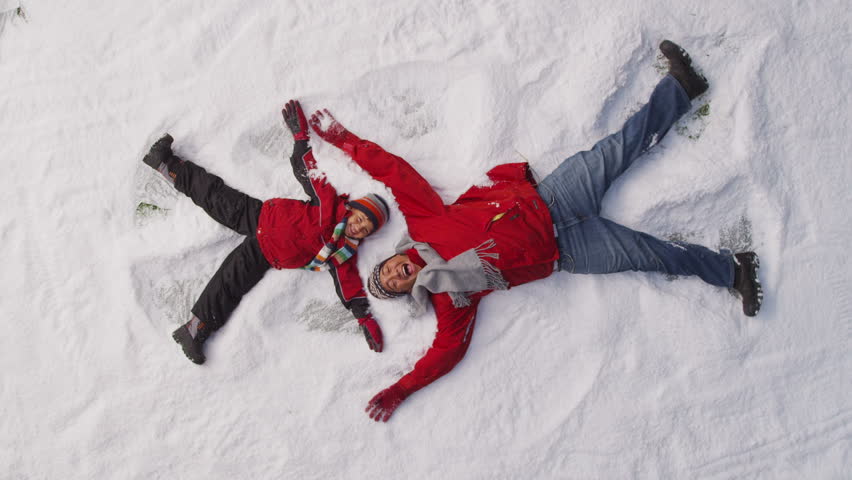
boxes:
[659,40,709,100]
[733,252,763,317]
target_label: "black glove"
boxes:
[282,99,309,141]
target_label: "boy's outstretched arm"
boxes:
[282,100,339,224]
[365,295,480,422]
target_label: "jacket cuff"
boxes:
[395,375,418,396]
[340,130,362,156]
[390,381,412,399]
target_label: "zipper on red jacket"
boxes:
[485,205,521,230]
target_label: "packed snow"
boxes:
[1,1,850,478]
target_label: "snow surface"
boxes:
[2,1,850,478]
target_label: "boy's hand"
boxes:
[358,315,383,352]
[282,99,309,141]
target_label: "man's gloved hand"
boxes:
[366,384,409,422]
[309,109,351,147]
[282,99,309,141]
[358,315,383,352]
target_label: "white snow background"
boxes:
[1,1,850,478]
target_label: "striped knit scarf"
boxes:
[300,219,359,271]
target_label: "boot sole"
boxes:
[142,154,161,169]
[744,254,763,317]
[659,40,708,98]
[142,134,174,170]
[659,40,692,66]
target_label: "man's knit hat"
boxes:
[368,256,408,300]
[349,194,390,231]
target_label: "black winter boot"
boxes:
[732,252,762,317]
[659,40,709,100]
[143,134,179,186]
[172,316,210,365]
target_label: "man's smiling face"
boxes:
[379,254,421,293]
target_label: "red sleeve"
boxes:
[396,293,480,394]
[338,132,444,220]
[299,149,342,225]
[485,162,534,184]
[329,259,370,319]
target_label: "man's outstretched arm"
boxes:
[365,294,481,422]
[309,109,444,221]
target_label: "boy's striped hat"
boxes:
[349,194,390,230]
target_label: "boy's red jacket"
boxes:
[256,140,370,319]
[339,132,559,394]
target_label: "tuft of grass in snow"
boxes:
[135,201,169,227]
[653,54,667,75]
[136,202,167,216]
[675,101,711,140]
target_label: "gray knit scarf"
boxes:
[394,234,509,314]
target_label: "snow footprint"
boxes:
[133,162,178,227]
[231,117,289,165]
[130,241,230,327]
[296,298,359,334]
[368,88,438,139]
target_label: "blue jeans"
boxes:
[537,75,734,288]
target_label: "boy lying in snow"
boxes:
[142,100,389,364]
[308,41,763,421]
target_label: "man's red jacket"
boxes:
[256,140,371,319]
[338,132,559,395]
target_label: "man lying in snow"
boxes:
[142,100,389,365]
[309,41,763,421]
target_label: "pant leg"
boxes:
[538,75,692,218]
[556,216,734,288]
[173,159,264,236]
[191,236,271,330]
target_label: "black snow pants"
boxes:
[173,159,271,330]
